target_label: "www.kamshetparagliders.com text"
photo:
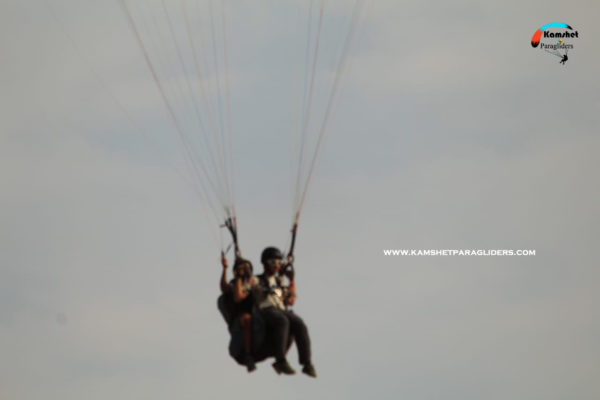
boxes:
[383,249,536,256]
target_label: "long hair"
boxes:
[232,257,253,279]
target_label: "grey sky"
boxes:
[1,0,599,399]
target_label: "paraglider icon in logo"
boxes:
[555,39,568,64]
[531,22,576,65]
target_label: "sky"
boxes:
[1,0,599,399]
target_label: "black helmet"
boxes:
[261,247,283,264]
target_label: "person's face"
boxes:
[264,258,282,275]
[239,262,251,276]
[235,262,251,278]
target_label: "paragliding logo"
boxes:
[531,22,578,65]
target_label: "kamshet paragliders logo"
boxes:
[531,22,579,65]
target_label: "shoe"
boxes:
[245,355,256,373]
[302,363,317,378]
[272,359,296,375]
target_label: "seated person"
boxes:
[220,253,257,372]
[252,247,316,377]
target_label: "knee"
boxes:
[289,314,308,332]
[262,309,289,328]
[272,312,289,328]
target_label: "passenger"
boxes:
[220,253,257,372]
[253,247,316,377]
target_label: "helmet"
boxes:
[261,247,283,264]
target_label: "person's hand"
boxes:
[284,265,295,281]
[221,251,228,269]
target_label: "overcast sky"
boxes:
[1,0,599,399]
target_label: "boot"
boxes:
[272,359,295,375]
[302,363,317,378]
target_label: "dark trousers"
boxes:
[260,307,311,365]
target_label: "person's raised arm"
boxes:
[284,267,296,306]
[220,252,229,294]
